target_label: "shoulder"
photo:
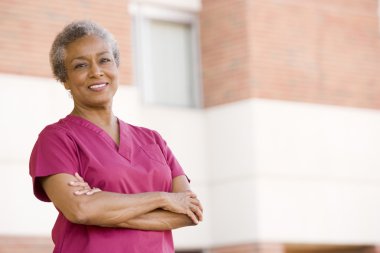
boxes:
[36,117,75,144]
[120,120,165,144]
[40,120,68,134]
[128,123,159,137]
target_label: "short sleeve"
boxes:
[152,131,188,180]
[29,127,79,202]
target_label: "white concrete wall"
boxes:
[2,73,380,249]
[204,99,380,246]
[0,74,71,235]
[205,101,257,246]
[186,97,376,246]
[251,100,380,244]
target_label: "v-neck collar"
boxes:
[64,115,131,161]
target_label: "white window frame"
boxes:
[129,2,202,107]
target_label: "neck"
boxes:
[71,106,116,127]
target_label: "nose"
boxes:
[90,63,104,77]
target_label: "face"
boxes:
[64,35,119,109]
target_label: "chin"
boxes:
[89,98,114,108]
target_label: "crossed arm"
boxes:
[41,173,203,231]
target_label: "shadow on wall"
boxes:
[206,243,378,253]
[285,244,377,253]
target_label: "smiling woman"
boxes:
[63,35,119,127]
[29,20,203,253]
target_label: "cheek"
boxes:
[109,68,119,82]
[67,73,86,85]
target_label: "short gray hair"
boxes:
[49,20,120,83]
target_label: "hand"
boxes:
[162,191,203,225]
[68,173,102,196]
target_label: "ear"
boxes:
[63,82,70,90]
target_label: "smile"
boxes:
[89,83,108,90]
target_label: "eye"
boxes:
[100,58,112,64]
[74,63,87,69]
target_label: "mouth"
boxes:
[88,82,108,91]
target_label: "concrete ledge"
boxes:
[0,236,53,253]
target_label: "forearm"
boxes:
[116,209,195,231]
[64,190,167,226]
[57,174,203,228]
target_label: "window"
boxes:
[130,3,201,107]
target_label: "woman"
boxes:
[29,20,203,253]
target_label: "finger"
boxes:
[186,191,197,198]
[192,205,203,222]
[74,172,85,182]
[69,181,90,188]
[187,210,199,225]
[74,188,92,195]
[86,188,102,195]
[69,181,79,186]
[197,199,203,212]
[69,181,83,186]
[79,182,90,188]
[190,198,203,212]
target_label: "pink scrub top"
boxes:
[29,115,186,253]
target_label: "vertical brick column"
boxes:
[249,0,380,109]
[201,0,380,109]
[200,0,252,107]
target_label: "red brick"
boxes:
[0,0,132,85]
[201,0,380,109]
[200,0,252,107]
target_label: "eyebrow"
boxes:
[69,51,112,63]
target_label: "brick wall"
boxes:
[200,0,252,107]
[201,0,380,109]
[1,0,379,108]
[0,0,132,85]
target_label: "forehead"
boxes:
[65,35,111,60]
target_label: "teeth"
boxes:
[90,83,107,89]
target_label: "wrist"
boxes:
[158,192,169,209]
